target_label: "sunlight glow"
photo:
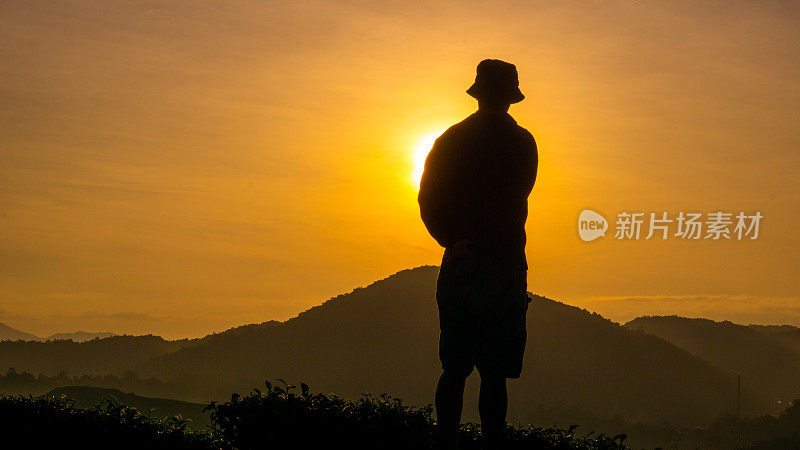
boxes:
[411,133,440,188]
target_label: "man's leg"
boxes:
[435,370,467,448]
[478,374,507,448]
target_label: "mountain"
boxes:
[0,323,117,343]
[0,321,284,377]
[749,324,800,356]
[196,320,281,345]
[45,386,209,428]
[138,266,743,426]
[0,335,190,376]
[42,331,116,342]
[0,322,39,342]
[625,316,800,405]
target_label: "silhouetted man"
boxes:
[418,59,538,450]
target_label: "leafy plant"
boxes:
[1,380,630,449]
[0,393,216,450]
[205,379,629,450]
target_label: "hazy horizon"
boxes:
[2,1,799,339]
[2,265,799,340]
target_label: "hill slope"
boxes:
[0,322,39,341]
[0,320,284,378]
[139,266,742,425]
[625,316,800,405]
[45,386,209,428]
[749,324,800,356]
[0,335,189,376]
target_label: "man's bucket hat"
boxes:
[466,59,525,104]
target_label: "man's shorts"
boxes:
[436,248,530,379]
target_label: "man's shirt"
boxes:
[418,109,538,270]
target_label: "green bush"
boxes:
[205,379,629,450]
[0,393,216,449]
[1,380,629,449]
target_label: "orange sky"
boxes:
[1,1,799,338]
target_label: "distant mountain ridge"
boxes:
[42,331,116,342]
[625,315,800,405]
[0,335,188,376]
[0,322,39,342]
[0,321,286,376]
[0,323,116,343]
[748,324,800,356]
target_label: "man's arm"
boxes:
[418,135,463,248]
[523,131,538,193]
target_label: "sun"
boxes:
[411,132,440,188]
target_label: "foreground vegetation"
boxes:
[0,392,216,450]
[0,380,628,450]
